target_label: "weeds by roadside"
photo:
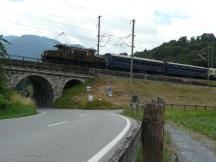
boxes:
[55,78,128,110]
[0,91,36,120]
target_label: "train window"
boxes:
[138,61,142,65]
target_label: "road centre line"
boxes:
[87,114,131,162]
[48,121,68,127]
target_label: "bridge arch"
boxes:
[16,74,54,107]
[62,79,84,92]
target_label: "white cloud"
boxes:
[1,0,216,54]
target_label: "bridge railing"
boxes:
[7,55,42,63]
[5,54,94,75]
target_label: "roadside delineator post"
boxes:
[142,97,165,162]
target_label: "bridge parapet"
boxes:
[7,59,95,75]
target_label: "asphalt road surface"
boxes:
[0,109,132,162]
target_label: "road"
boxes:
[0,109,133,162]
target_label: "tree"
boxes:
[0,35,9,93]
[190,37,196,43]
[201,33,215,42]
[134,33,216,66]
[178,36,188,45]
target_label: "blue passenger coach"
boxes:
[166,62,208,78]
[104,53,165,74]
[104,53,210,79]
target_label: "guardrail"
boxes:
[108,123,141,162]
[7,55,42,63]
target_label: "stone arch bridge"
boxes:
[5,59,94,107]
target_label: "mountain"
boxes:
[4,35,19,42]
[3,35,59,58]
[134,33,216,67]
[3,35,85,59]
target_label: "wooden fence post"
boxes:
[142,97,165,162]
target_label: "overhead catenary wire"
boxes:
[20,14,97,33]
[6,0,153,28]
[1,2,157,34]
[1,1,162,53]
[2,19,161,51]
[3,8,154,31]
[1,20,97,44]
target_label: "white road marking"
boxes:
[28,111,46,118]
[0,111,46,122]
[80,114,84,118]
[87,114,131,162]
[48,121,68,127]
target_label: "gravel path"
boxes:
[165,123,216,162]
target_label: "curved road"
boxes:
[0,109,132,162]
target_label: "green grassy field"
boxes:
[0,91,36,120]
[123,107,216,139]
[165,107,216,139]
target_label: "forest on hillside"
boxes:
[134,33,216,67]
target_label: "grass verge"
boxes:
[55,76,216,109]
[165,107,216,139]
[55,78,127,110]
[122,109,172,162]
[0,91,36,120]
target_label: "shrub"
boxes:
[0,94,9,110]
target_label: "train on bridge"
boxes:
[42,44,216,80]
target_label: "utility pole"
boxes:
[211,41,214,68]
[208,43,210,87]
[97,16,101,55]
[130,19,135,80]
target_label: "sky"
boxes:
[1,0,216,54]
